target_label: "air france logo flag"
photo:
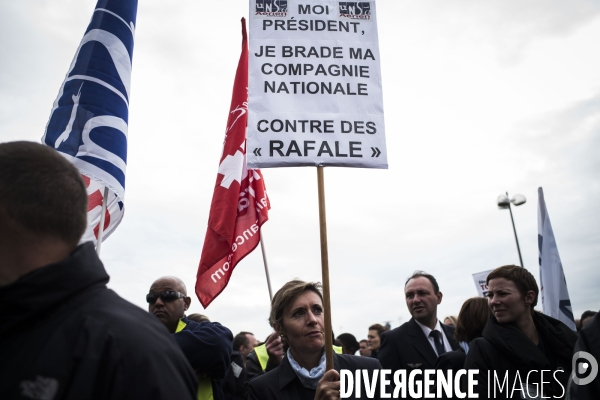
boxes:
[42,0,138,244]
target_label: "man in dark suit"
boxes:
[379,271,463,375]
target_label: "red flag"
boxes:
[195,19,270,308]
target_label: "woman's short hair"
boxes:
[486,265,539,308]
[454,297,491,343]
[368,323,388,337]
[269,280,323,330]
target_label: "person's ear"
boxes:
[183,296,191,311]
[524,290,536,306]
[437,291,443,304]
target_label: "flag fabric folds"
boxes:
[196,19,270,308]
[42,0,138,245]
[538,187,576,331]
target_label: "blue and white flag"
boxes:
[42,0,137,244]
[538,187,576,331]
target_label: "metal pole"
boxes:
[259,232,274,302]
[506,192,524,267]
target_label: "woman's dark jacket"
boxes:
[247,352,382,400]
[465,312,577,399]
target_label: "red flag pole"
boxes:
[317,166,334,370]
[259,233,273,302]
[96,187,109,255]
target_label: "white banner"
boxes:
[248,0,387,169]
[472,269,494,297]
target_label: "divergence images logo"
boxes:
[256,0,288,17]
[572,351,598,386]
[339,2,371,20]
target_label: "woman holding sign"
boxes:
[247,280,381,399]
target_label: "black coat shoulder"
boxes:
[336,353,382,370]
[247,352,382,400]
[465,313,577,400]
[0,244,198,400]
[568,312,600,400]
[175,317,233,379]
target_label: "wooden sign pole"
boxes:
[317,166,334,370]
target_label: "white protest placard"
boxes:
[248,0,387,169]
[472,269,494,297]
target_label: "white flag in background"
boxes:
[538,187,576,331]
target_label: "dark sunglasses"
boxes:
[146,291,186,304]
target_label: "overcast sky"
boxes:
[1,0,599,342]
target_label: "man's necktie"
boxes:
[430,330,446,356]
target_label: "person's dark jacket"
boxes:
[174,317,232,379]
[247,352,382,400]
[465,312,578,399]
[435,350,467,372]
[434,351,468,399]
[174,316,233,400]
[378,318,463,399]
[379,318,462,372]
[0,242,197,400]
[221,351,246,400]
[568,311,600,400]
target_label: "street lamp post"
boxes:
[497,192,526,267]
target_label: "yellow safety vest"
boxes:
[176,320,214,400]
[255,344,269,371]
[255,343,342,371]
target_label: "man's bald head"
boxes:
[150,276,187,295]
[147,276,191,333]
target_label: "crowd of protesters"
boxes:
[1,141,598,400]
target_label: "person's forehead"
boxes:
[488,277,517,290]
[150,278,183,293]
[287,290,322,310]
[405,276,434,292]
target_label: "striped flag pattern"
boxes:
[42,0,138,244]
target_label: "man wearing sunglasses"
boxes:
[148,276,233,400]
[0,142,197,400]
